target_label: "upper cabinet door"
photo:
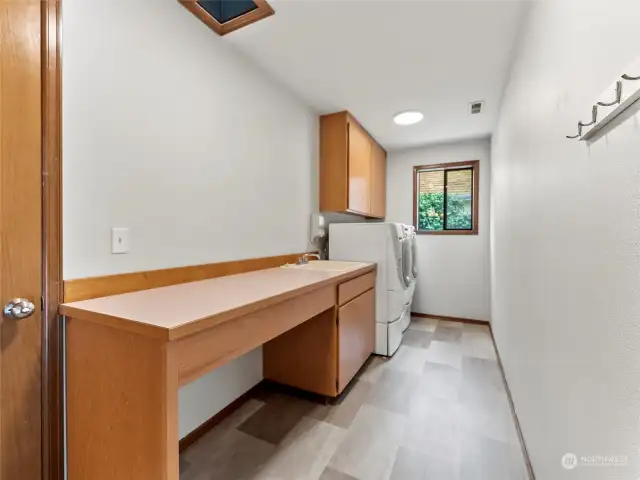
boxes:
[370,142,387,218]
[347,121,372,215]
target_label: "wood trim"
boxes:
[174,286,336,385]
[42,1,64,479]
[489,328,536,480]
[413,160,480,235]
[338,271,375,306]
[179,0,275,36]
[415,229,479,236]
[179,381,265,452]
[413,160,479,172]
[63,251,318,302]
[180,1,223,35]
[411,311,489,326]
[220,0,274,35]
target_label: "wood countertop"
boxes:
[60,262,375,341]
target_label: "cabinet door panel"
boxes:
[338,289,375,392]
[347,122,371,214]
[370,142,387,218]
[319,112,349,212]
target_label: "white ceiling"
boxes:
[227,0,529,151]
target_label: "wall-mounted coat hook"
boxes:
[578,105,598,128]
[567,106,596,139]
[566,59,640,141]
[566,124,583,139]
[597,81,622,107]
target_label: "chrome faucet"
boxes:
[296,253,321,265]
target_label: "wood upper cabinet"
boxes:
[370,141,387,218]
[320,111,387,218]
[347,121,372,214]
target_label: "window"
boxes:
[413,160,479,235]
[181,0,275,36]
[198,0,259,24]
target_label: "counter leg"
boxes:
[66,318,179,480]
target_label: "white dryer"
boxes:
[329,223,416,356]
[404,224,418,325]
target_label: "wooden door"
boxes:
[0,2,44,479]
[370,142,387,218]
[347,121,372,215]
[337,289,375,392]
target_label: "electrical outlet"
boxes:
[111,227,130,254]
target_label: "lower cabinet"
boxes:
[263,279,375,397]
[338,289,375,392]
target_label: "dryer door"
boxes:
[401,238,412,288]
[410,234,418,279]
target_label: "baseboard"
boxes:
[414,310,533,477]
[179,381,264,452]
[488,328,536,480]
[411,311,489,325]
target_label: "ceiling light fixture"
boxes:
[393,110,424,126]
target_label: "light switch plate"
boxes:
[111,227,130,254]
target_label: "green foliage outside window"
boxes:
[417,192,472,231]
[418,192,444,231]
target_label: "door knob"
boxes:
[3,298,36,320]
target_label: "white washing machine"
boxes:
[329,223,416,356]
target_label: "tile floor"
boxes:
[180,317,530,480]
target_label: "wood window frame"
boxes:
[413,160,479,235]
[180,0,275,36]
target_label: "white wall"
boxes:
[386,139,491,321]
[178,348,262,438]
[491,1,640,478]
[62,0,317,438]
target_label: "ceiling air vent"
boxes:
[469,101,484,115]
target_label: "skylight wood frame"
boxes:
[180,0,275,36]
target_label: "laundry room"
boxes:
[12,1,640,479]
